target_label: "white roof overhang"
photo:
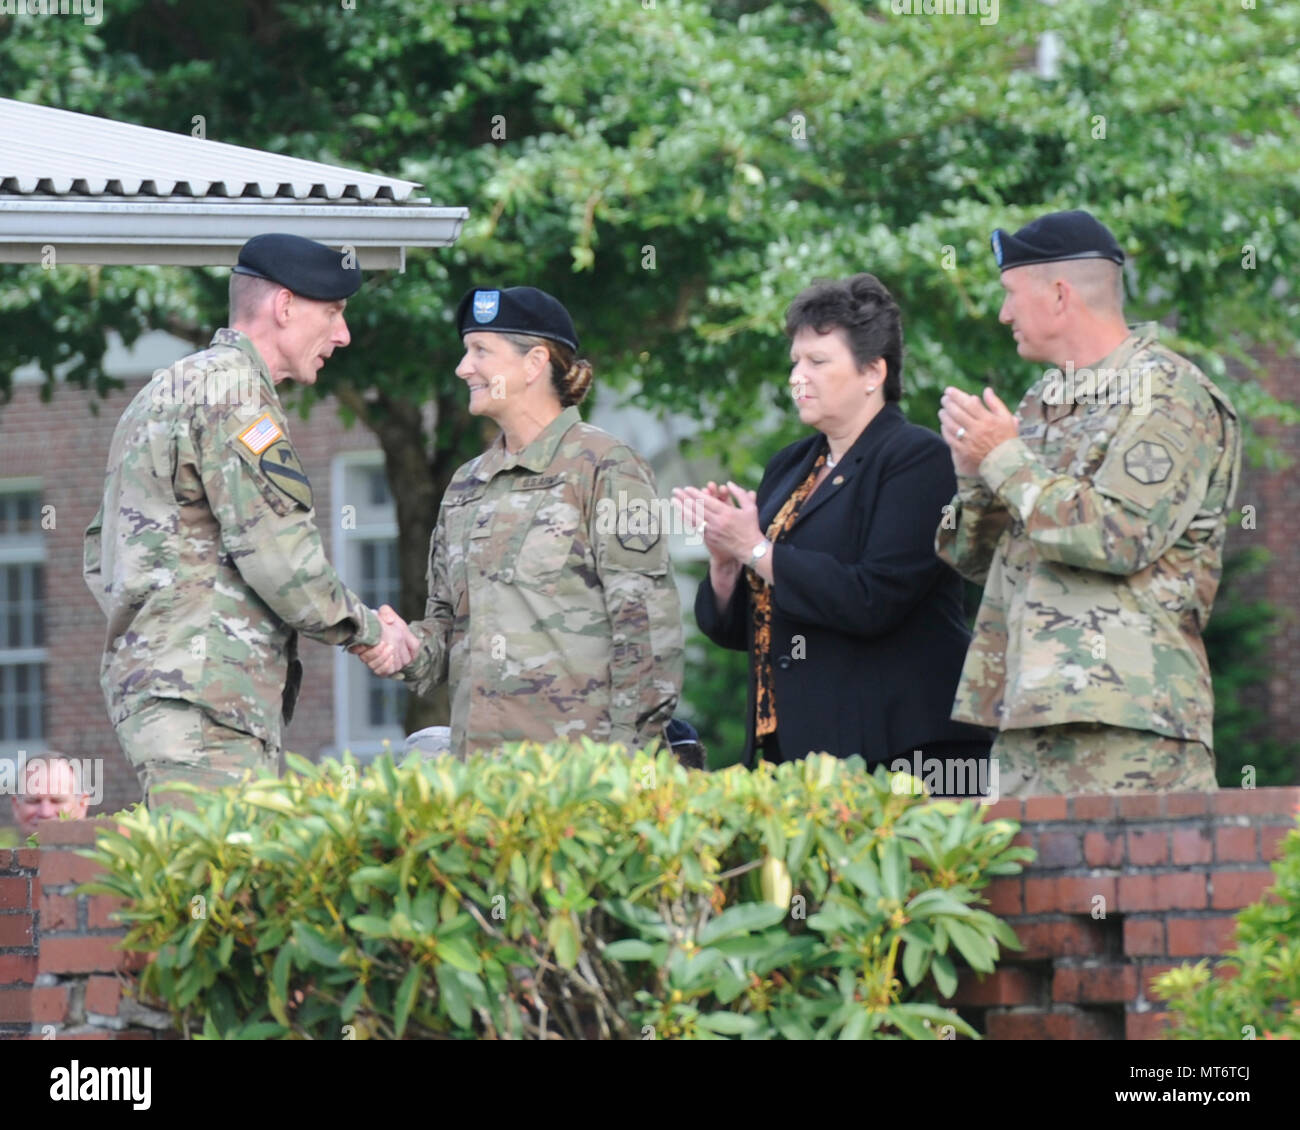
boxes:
[0,98,467,268]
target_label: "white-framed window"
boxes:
[330,453,409,758]
[0,481,46,755]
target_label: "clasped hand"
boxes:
[671,480,762,567]
[349,604,420,677]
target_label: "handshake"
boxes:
[350,604,420,677]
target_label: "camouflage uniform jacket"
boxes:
[400,405,684,758]
[83,328,382,747]
[935,324,1241,747]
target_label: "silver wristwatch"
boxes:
[748,538,772,567]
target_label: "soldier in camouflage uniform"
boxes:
[935,211,1241,795]
[356,286,683,758]
[84,234,416,807]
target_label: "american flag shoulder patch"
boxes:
[237,413,283,455]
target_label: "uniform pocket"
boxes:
[513,495,580,588]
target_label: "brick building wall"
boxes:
[0,371,381,821]
[1231,349,1300,745]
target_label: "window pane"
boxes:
[367,672,402,729]
[358,539,399,609]
[0,563,42,649]
[0,661,44,741]
[5,566,16,649]
[31,566,44,647]
[15,494,35,532]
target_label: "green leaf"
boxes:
[752,934,821,977]
[254,924,291,954]
[945,919,995,973]
[892,1003,978,1039]
[885,1006,932,1041]
[348,865,399,897]
[697,1011,762,1036]
[547,914,580,969]
[293,923,346,969]
[434,936,482,973]
[907,888,977,918]
[880,839,907,903]
[347,915,393,939]
[241,789,297,815]
[712,966,749,1005]
[901,940,929,987]
[339,980,366,1022]
[234,1021,290,1040]
[839,859,881,900]
[394,965,422,1039]
[931,953,958,998]
[839,1008,871,1040]
[603,939,658,961]
[697,902,788,946]
[269,947,292,1027]
[436,962,472,1030]
[509,851,528,891]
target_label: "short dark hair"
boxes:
[784,273,904,401]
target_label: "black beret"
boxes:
[991,210,1125,271]
[232,233,362,301]
[456,285,579,352]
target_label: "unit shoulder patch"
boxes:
[1124,440,1174,485]
[616,528,660,553]
[260,440,313,510]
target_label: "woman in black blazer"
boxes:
[674,274,991,790]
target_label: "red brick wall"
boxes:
[0,819,164,1039]
[956,788,1300,1039]
[1232,349,1300,746]
[2,793,1297,1040]
[0,375,380,821]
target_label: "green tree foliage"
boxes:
[2,0,1297,740]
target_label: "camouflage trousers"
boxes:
[991,723,1217,797]
[114,697,279,810]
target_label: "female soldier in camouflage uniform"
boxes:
[357,286,683,759]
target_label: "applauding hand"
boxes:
[938,386,1019,477]
[673,481,763,566]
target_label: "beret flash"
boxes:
[456,285,579,352]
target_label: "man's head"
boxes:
[991,211,1128,366]
[228,234,363,386]
[10,755,91,839]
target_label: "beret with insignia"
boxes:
[233,233,362,301]
[990,210,1125,271]
[455,285,579,351]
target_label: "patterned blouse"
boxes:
[747,452,828,740]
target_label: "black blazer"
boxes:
[695,403,991,768]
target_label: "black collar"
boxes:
[760,403,904,530]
